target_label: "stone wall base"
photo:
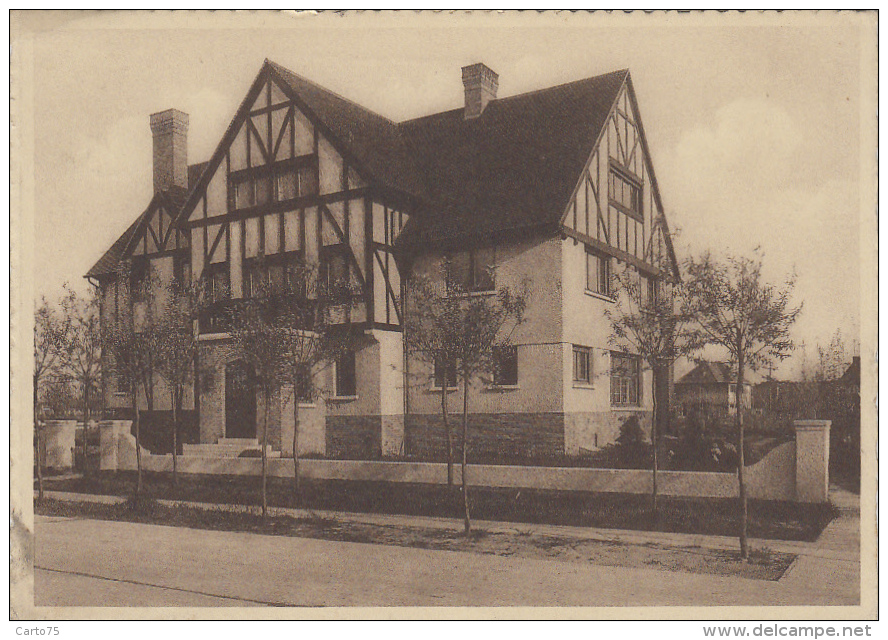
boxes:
[326,415,382,459]
[404,412,565,461]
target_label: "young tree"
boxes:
[684,252,801,559]
[102,269,165,495]
[273,262,355,503]
[403,266,466,487]
[607,268,699,520]
[228,261,358,516]
[156,279,203,486]
[58,285,103,428]
[34,296,71,500]
[406,260,527,535]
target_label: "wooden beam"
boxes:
[562,226,662,277]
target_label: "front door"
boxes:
[225,360,257,439]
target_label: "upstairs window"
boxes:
[609,166,642,218]
[449,248,495,292]
[335,350,357,397]
[232,164,318,211]
[433,357,457,390]
[611,353,641,407]
[586,250,611,296]
[641,275,660,308]
[491,345,518,387]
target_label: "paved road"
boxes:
[34,514,859,608]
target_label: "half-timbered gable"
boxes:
[560,76,678,281]
[176,61,416,335]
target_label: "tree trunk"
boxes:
[461,373,471,536]
[736,354,749,561]
[171,386,178,487]
[292,398,300,506]
[441,382,454,487]
[650,364,659,523]
[134,394,143,496]
[34,374,43,502]
[261,387,269,523]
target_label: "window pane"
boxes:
[473,248,495,291]
[298,167,318,197]
[256,176,272,205]
[493,346,518,386]
[434,357,457,389]
[336,351,356,397]
[277,172,297,201]
[586,252,596,291]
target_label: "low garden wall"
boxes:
[96,420,830,503]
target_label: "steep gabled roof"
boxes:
[267,61,426,202]
[85,183,193,280]
[397,69,628,246]
[677,361,734,385]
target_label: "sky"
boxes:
[20,11,873,380]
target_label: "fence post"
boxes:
[99,420,131,471]
[44,420,77,469]
[794,420,831,502]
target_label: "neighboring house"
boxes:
[86,59,679,461]
[675,361,752,418]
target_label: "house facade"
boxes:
[675,361,753,419]
[86,59,680,461]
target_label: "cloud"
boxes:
[659,98,860,379]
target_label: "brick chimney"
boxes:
[462,63,498,119]
[149,109,189,192]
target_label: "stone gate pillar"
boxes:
[43,420,77,469]
[794,420,831,503]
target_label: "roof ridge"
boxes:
[400,68,629,127]
[266,59,398,127]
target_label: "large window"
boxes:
[492,345,518,387]
[433,357,457,390]
[609,166,642,218]
[245,252,307,299]
[232,164,318,211]
[586,250,611,296]
[611,353,641,406]
[573,345,593,384]
[335,350,357,397]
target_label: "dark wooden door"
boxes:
[225,360,257,439]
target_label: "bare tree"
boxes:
[403,264,466,487]
[102,271,164,496]
[228,260,358,516]
[34,296,71,500]
[272,261,355,504]
[607,267,699,520]
[407,260,527,534]
[58,285,103,429]
[156,279,204,486]
[684,251,801,559]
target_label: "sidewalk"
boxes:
[37,485,859,564]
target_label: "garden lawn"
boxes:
[41,471,835,542]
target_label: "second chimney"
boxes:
[462,63,498,119]
[149,109,189,192]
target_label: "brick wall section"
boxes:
[405,413,565,461]
[326,415,382,459]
